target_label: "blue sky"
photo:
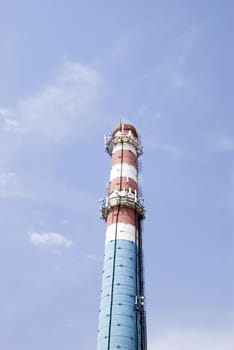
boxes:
[0,1,233,349]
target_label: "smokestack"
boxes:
[97,123,147,350]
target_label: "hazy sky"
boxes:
[0,1,233,349]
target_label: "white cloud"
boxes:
[142,58,188,90]
[170,67,187,88]
[111,36,132,63]
[83,253,102,262]
[0,60,106,141]
[206,133,234,153]
[142,25,202,91]
[149,328,233,350]
[29,232,72,248]
[145,137,181,157]
[59,219,68,225]
[0,171,16,196]
[215,135,234,152]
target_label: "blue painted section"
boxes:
[97,239,140,350]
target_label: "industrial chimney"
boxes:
[97,123,147,350]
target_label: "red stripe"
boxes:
[111,149,137,167]
[107,207,137,227]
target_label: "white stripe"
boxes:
[105,223,138,245]
[112,143,137,156]
[110,164,137,182]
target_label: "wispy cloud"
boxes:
[0,60,106,141]
[143,63,188,89]
[143,25,201,90]
[206,133,234,153]
[149,328,233,350]
[29,232,72,248]
[145,136,181,157]
[83,253,102,262]
[214,135,234,152]
[0,171,16,196]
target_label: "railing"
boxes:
[104,132,143,156]
[99,193,145,220]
